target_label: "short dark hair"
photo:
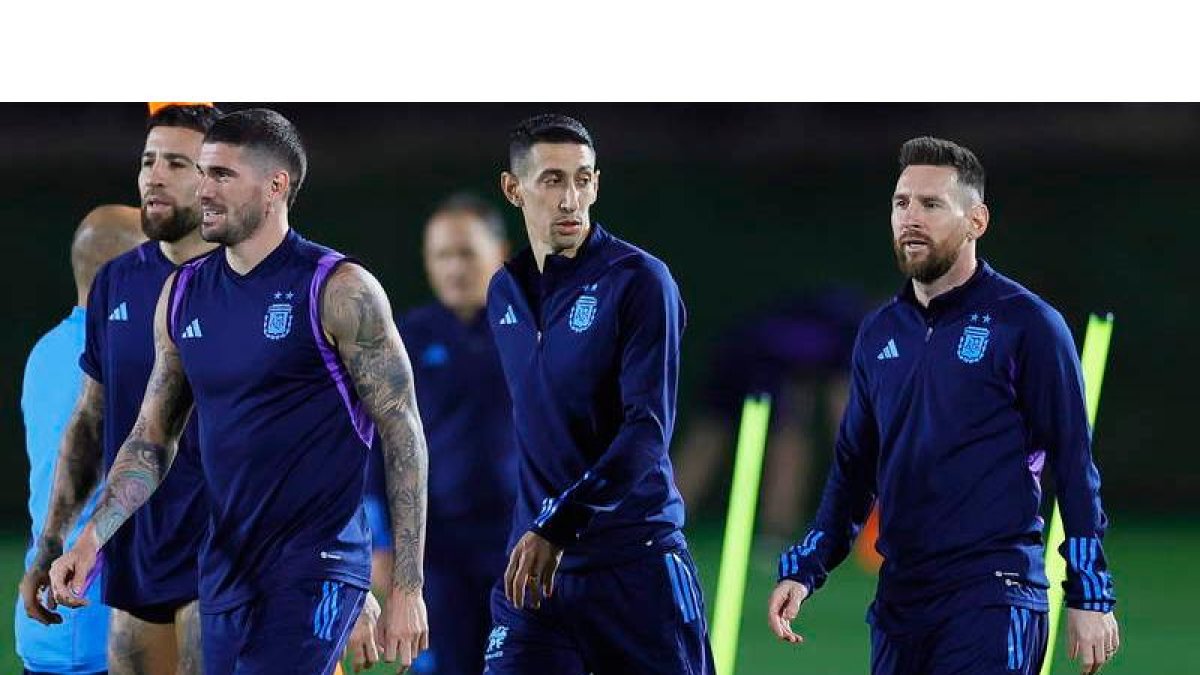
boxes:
[898,136,985,202]
[146,104,222,135]
[430,192,506,241]
[508,114,594,174]
[204,108,307,207]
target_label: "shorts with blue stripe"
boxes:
[201,579,366,675]
[485,546,714,674]
[870,601,1047,674]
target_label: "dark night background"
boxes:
[2,103,1195,525]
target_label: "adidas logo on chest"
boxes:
[877,338,900,360]
[180,318,204,339]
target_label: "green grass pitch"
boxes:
[0,517,1193,673]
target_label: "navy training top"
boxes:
[487,224,689,571]
[779,261,1116,626]
[170,229,373,612]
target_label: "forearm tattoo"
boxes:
[90,292,193,548]
[93,437,171,545]
[37,379,105,567]
[326,265,428,592]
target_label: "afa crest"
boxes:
[956,325,990,363]
[263,302,293,340]
[485,625,509,660]
[569,295,599,333]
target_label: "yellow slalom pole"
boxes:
[711,394,772,675]
[1041,313,1114,675]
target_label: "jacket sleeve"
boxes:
[777,324,878,593]
[1018,306,1116,612]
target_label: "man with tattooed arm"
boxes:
[49,108,430,674]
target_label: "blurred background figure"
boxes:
[15,205,144,675]
[673,286,871,547]
[365,193,517,675]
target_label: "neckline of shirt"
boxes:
[219,229,299,283]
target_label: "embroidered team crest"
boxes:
[956,325,990,363]
[569,295,598,333]
[263,297,294,340]
[485,625,509,660]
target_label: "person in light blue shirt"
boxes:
[16,205,144,675]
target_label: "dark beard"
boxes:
[893,233,966,284]
[141,203,201,243]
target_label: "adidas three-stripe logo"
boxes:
[499,304,518,326]
[180,318,203,339]
[877,338,899,360]
[108,302,129,321]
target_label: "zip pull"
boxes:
[925,325,933,342]
[537,330,542,343]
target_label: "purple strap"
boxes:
[80,549,104,595]
[310,254,375,447]
[169,260,203,340]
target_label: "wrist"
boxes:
[781,578,810,593]
[531,502,590,548]
[36,535,64,557]
[1066,599,1116,613]
[778,571,817,596]
[78,523,101,555]
[390,582,423,596]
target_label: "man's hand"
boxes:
[1066,608,1120,674]
[345,591,382,672]
[379,586,428,673]
[767,579,810,644]
[19,541,64,625]
[504,531,563,610]
[48,528,100,608]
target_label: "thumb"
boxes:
[783,587,804,620]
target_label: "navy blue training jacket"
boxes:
[488,224,688,571]
[779,261,1115,615]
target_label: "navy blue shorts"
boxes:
[484,547,714,675]
[119,598,192,625]
[871,603,1048,674]
[201,580,366,675]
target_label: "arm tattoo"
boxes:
[36,377,105,569]
[325,264,428,592]
[92,437,171,544]
[88,276,195,547]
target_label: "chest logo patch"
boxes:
[569,294,599,333]
[263,291,295,340]
[956,325,990,363]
